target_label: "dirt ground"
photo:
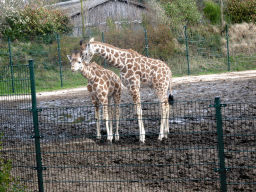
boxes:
[1,70,256,191]
[36,70,256,105]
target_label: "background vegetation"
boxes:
[0,134,26,191]
[0,0,256,93]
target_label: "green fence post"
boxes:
[144,29,149,57]
[184,26,190,75]
[57,34,63,87]
[102,32,107,68]
[226,25,230,71]
[29,60,44,192]
[212,97,227,192]
[8,37,15,93]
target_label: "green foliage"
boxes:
[147,25,177,61]
[0,133,26,191]
[164,0,202,26]
[226,0,256,23]
[203,1,221,24]
[2,6,73,39]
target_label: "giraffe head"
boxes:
[67,50,87,72]
[80,38,95,63]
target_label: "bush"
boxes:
[0,133,26,191]
[203,1,221,24]
[164,0,202,26]
[226,0,256,23]
[2,6,73,39]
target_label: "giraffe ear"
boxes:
[89,38,94,43]
[67,55,71,61]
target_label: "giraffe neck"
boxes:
[80,63,95,80]
[93,43,125,69]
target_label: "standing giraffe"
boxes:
[67,50,122,142]
[80,38,174,143]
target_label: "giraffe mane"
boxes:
[91,41,141,56]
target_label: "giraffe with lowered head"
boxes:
[80,38,174,143]
[67,50,122,142]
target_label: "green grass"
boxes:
[35,67,88,92]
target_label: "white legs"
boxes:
[95,102,120,142]
[95,99,170,143]
[95,106,101,139]
[114,104,120,141]
[158,102,170,141]
[136,103,145,143]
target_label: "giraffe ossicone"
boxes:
[67,50,122,142]
[80,38,174,143]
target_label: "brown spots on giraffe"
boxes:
[158,74,163,79]
[111,50,114,54]
[95,71,101,77]
[102,92,107,97]
[127,59,134,63]
[127,53,132,58]
[103,75,108,81]
[126,69,134,78]
[127,64,133,69]
[115,83,119,89]
[111,58,116,65]
[99,79,104,85]
[93,83,97,90]
[135,71,142,76]
[114,52,119,58]
[87,85,92,92]
[106,48,110,53]
[109,87,114,93]
[121,67,127,74]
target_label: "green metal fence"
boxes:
[1,24,256,92]
[0,63,255,191]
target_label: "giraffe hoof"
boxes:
[96,135,101,140]
[115,134,119,141]
[107,135,113,142]
[158,134,164,141]
[140,136,145,143]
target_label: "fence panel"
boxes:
[0,65,39,189]
[222,102,256,191]
[25,100,220,191]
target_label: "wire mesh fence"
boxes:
[1,24,256,92]
[0,64,255,191]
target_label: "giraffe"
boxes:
[80,38,174,143]
[67,50,122,142]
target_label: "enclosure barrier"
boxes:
[0,63,255,191]
[2,24,255,90]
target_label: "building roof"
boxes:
[47,0,147,17]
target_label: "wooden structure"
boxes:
[49,0,148,36]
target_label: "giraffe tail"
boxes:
[168,78,174,106]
